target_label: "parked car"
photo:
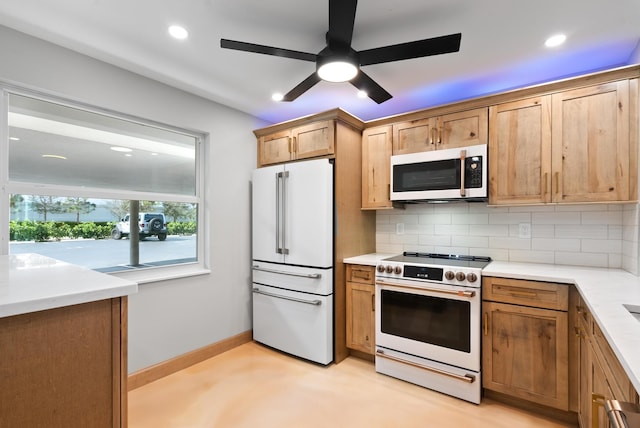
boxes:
[111,213,167,241]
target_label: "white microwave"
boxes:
[390,144,488,202]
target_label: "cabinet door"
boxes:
[292,120,335,160]
[258,130,293,166]
[362,125,393,209]
[552,81,631,203]
[488,97,552,205]
[437,107,488,149]
[577,321,591,428]
[346,281,375,354]
[482,301,569,410]
[392,118,436,155]
[591,350,614,428]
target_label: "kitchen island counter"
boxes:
[0,253,136,427]
[0,253,137,318]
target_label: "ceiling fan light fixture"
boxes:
[317,55,358,82]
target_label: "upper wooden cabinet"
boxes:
[490,79,638,205]
[257,120,335,167]
[552,80,633,203]
[392,108,488,155]
[489,96,552,205]
[362,125,393,209]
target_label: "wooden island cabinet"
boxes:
[0,254,135,428]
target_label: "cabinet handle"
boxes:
[430,128,436,145]
[483,312,488,336]
[293,136,297,154]
[543,173,548,196]
[372,294,375,312]
[287,137,292,154]
[555,171,560,195]
[592,393,606,428]
[574,326,582,338]
[437,128,442,145]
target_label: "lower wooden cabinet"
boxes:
[574,289,639,428]
[345,264,375,354]
[482,277,569,410]
[0,298,127,428]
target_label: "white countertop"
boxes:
[0,253,138,318]
[344,253,640,394]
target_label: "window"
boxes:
[2,91,204,276]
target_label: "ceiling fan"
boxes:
[220,0,461,104]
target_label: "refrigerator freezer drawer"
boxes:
[252,262,333,296]
[252,284,333,365]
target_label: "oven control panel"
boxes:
[376,262,481,287]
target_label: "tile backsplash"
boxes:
[376,202,640,275]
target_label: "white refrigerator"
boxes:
[251,158,334,365]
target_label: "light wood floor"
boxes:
[128,342,575,428]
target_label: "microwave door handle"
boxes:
[460,149,466,197]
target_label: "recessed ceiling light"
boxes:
[42,154,67,160]
[110,146,132,152]
[124,153,133,157]
[168,25,189,40]
[272,93,284,102]
[9,137,20,141]
[357,90,368,99]
[545,34,566,48]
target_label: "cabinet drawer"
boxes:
[346,265,375,284]
[592,322,638,402]
[483,277,568,311]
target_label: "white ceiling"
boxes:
[0,0,639,124]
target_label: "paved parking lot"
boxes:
[10,235,197,271]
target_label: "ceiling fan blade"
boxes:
[327,0,357,47]
[282,73,322,101]
[220,39,317,62]
[350,70,392,104]
[358,33,462,66]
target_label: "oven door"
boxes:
[390,144,487,201]
[375,278,480,371]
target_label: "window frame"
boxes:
[0,85,209,282]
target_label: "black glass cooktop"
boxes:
[383,252,492,269]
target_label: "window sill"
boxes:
[111,263,210,285]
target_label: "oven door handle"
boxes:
[252,287,322,306]
[375,280,476,298]
[376,349,476,383]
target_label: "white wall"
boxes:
[377,202,639,275]
[0,25,268,372]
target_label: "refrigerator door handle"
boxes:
[253,287,322,306]
[252,265,322,279]
[282,170,289,255]
[275,171,282,254]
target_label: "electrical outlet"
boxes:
[518,223,531,239]
[396,223,405,235]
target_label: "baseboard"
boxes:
[128,330,252,391]
[483,389,579,426]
